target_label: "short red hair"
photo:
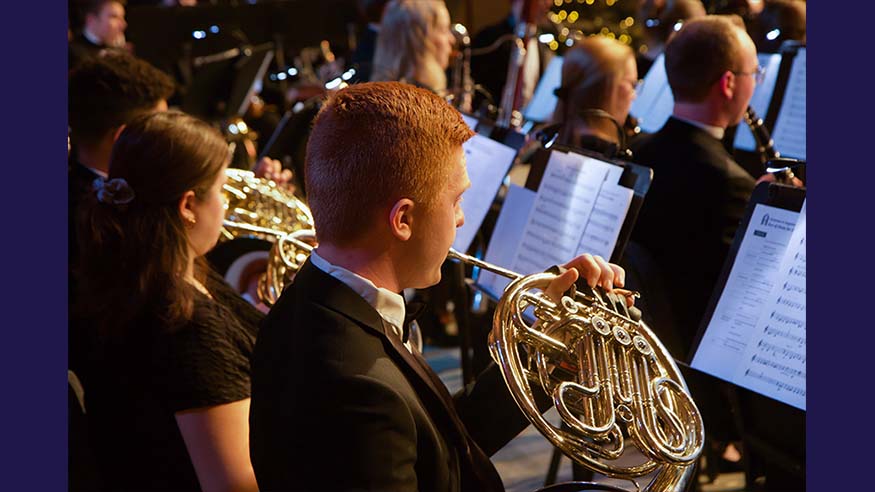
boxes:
[305,81,474,244]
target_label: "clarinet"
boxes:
[744,106,797,185]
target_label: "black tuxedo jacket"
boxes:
[630,117,755,358]
[69,33,103,69]
[250,260,539,491]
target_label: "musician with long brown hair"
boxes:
[249,81,628,491]
[550,35,641,158]
[73,111,260,491]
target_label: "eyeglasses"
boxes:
[733,65,766,85]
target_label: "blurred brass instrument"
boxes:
[220,168,316,305]
[448,23,474,114]
[447,249,704,492]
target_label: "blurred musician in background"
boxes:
[348,0,392,83]
[470,0,554,112]
[69,0,130,68]
[550,36,641,158]
[249,81,627,491]
[370,0,456,95]
[748,0,806,53]
[68,52,175,306]
[631,14,758,362]
[635,0,706,76]
[74,111,261,492]
[629,15,760,478]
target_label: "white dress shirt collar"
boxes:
[309,250,406,334]
[673,115,725,141]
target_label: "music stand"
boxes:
[688,182,806,489]
[226,43,275,118]
[181,42,275,121]
[474,145,651,302]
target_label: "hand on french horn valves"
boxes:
[544,253,634,307]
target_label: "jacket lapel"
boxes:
[296,260,504,491]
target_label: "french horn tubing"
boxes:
[447,249,704,492]
[220,168,316,306]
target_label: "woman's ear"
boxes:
[388,198,415,241]
[178,190,198,226]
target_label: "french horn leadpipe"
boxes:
[447,248,705,492]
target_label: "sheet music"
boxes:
[692,202,805,409]
[630,54,674,133]
[733,201,805,409]
[734,53,784,152]
[509,151,633,275]
[452,134,518,252]
[771,48,806,159]
[477,184,537,299]
[522,56,564,123]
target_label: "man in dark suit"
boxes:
[249,81,626,491]
[69,0,129,68]
[630,15,759,358]
[68,52,175,384]
[629,15,760,480]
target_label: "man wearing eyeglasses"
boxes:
[626,15,760,481]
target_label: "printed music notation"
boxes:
[743,369,805,398]
[762,324,805,346]
[749,354,805,379]
[692,201,807,410]
[772,48,806,159]
[757,340,805,363]
[737,201,806,410]
[510,151,633,276]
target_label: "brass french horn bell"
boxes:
[447,249,704,492]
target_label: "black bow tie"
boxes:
[402,300,428,343]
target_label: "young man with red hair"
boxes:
[250,81,625,491]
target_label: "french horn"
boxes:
[447,249,704,492]
[220,168,316,305]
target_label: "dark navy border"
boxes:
[2,1,68,489]
[807,1,872,490]
[2,0,869,489]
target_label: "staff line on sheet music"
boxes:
[527,221,579,247]
[750,354,805,379]
[757,340,806,363]
[763,324,805,345]
[743,369,805,397]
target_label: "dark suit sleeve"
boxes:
[319,374,420,491]
[452,363,551,456]
[719,174,756,248]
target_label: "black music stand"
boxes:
[182,42,274,122]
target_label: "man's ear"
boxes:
[388,198,415,241]
[718,70,735,100]
[178,190,197,225]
